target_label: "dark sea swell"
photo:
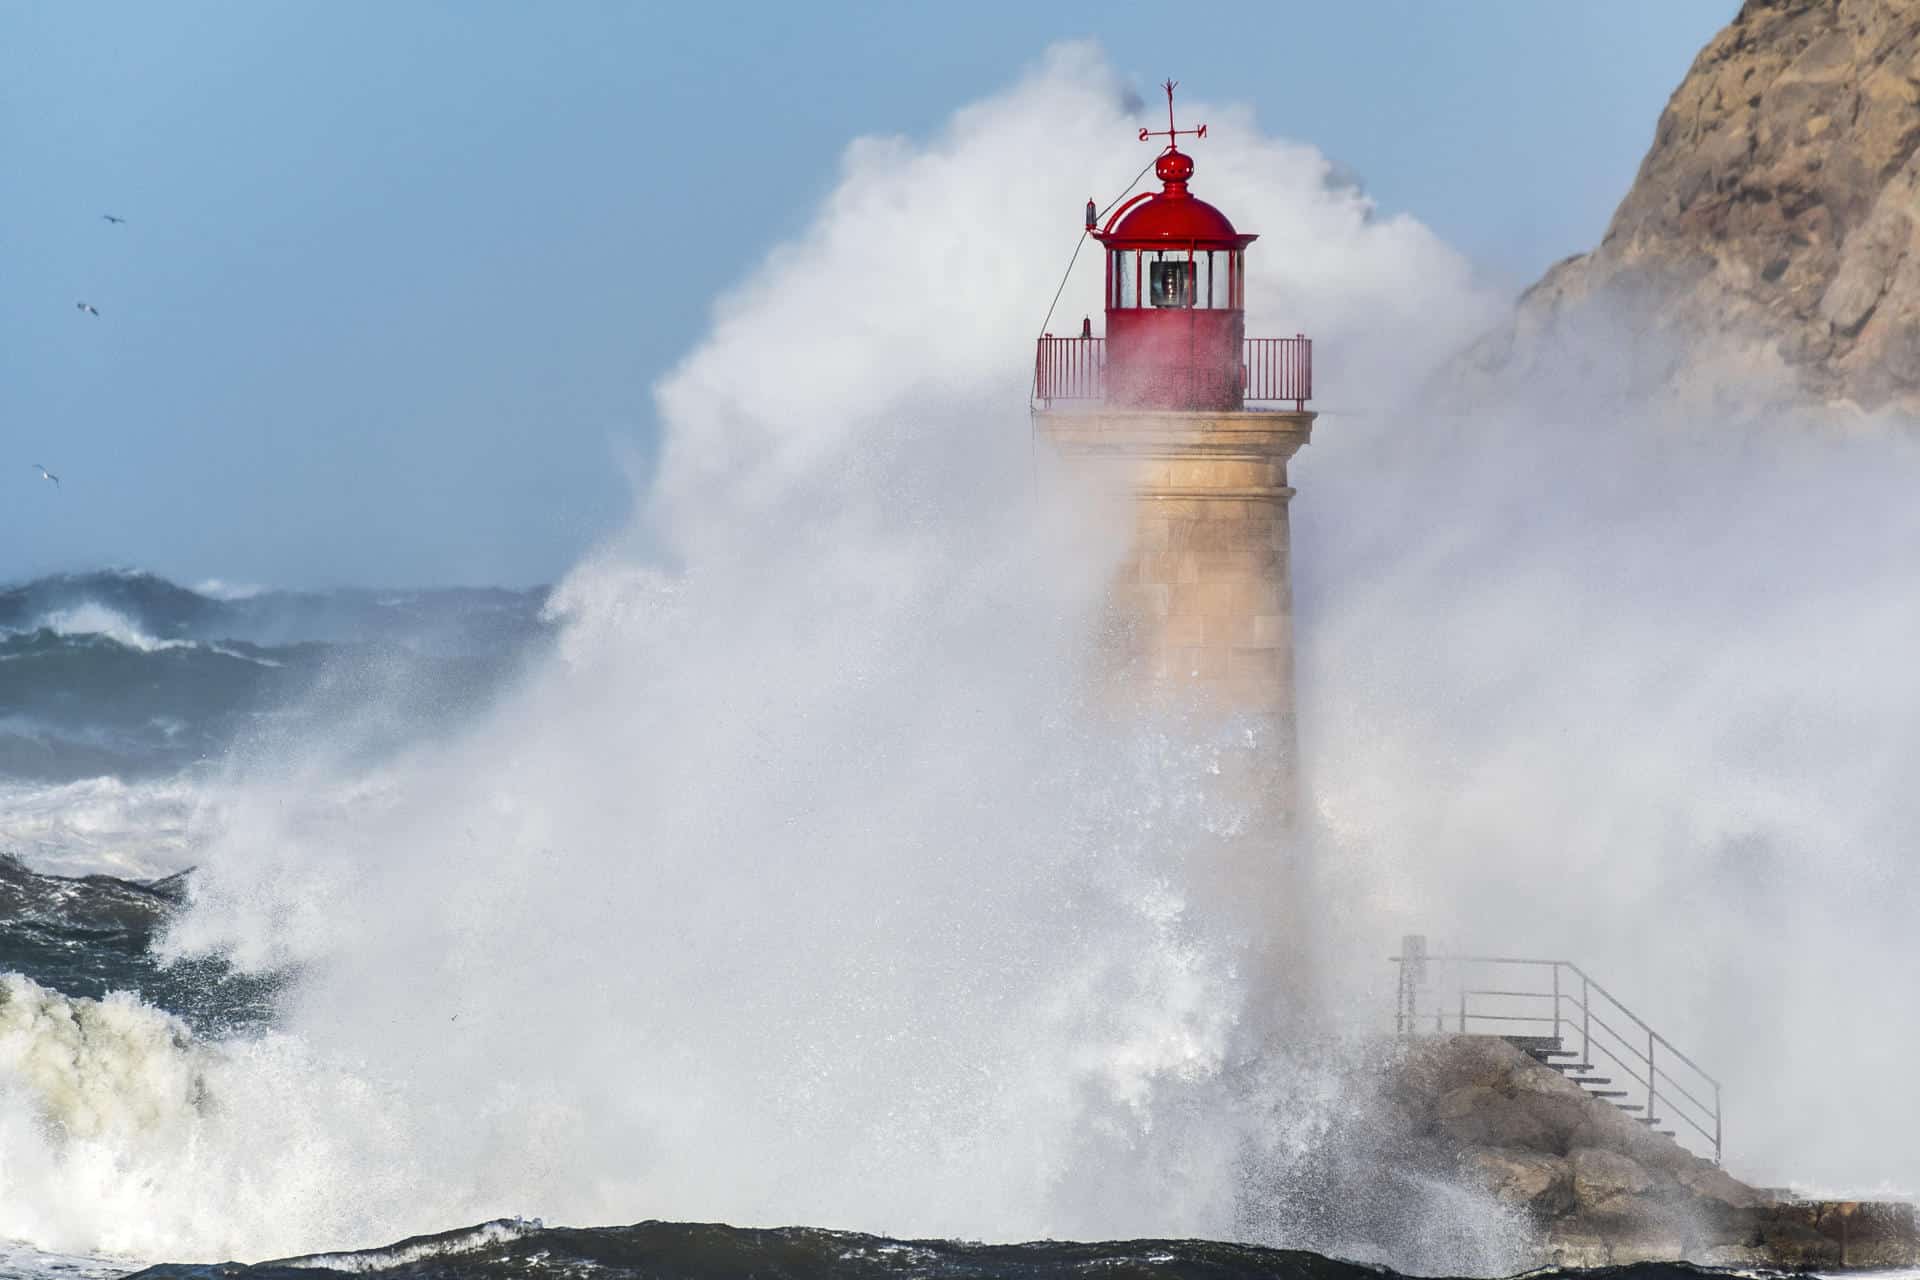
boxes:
[0,570,548,655]
[121,1220,1784,1280]
[0,854,277,1032]
[0,570,552,784]
[0,571,546,1031]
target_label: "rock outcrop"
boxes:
[1464,0,1920,418]
[1382,1035,1919,1268]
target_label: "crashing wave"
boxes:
[32,604,192,654]
[262,1219,541,1274]
[0,776,202,879]
[0,975,479,1262]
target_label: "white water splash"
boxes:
[0,776,204,880]
[31,605,184,655]
[0,44,1504,1269]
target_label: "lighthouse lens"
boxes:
[1149,260,1194,309]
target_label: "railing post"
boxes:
[1648,1031,1658,1122]
[1552,964,1561,1047]
[1458,988,1466,1034]
[1582,974,1590,1068]
[1713,1081,1722,1166]
[1395,954,1409,1036]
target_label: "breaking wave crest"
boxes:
[0,974,492,1261]
[29,604,186,655]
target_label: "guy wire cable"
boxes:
[1028,152,1163,495]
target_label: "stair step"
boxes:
[1504,1036,1562,1051]
[1566,1076,1610,1085]
[1548,1064,1597,1073]
[1636,1117,1665,1127]
[1612,1103,1645,1112]
[1654,1130,1676,1138]
[1587,1090,1628,1098]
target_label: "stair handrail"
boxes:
[1390,948,1723,1164]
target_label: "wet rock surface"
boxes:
[1385,1035,1917,1268]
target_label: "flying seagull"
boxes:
[32,465,59,488]
[101,214,126,224]
[75,301,98,316]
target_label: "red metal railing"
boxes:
[1245,336,1312,411]
[1034,335,1312,409]
[1035,334,1107,403]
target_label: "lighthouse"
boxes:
[1035,82,1315,798]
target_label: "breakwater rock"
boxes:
[1384,1035,1916,1267]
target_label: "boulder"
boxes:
[1772,1199,1920,1268]
[1434,1084,1556,1152]
[1378,1034,1916,1268]
[1675,1158,1766,1211]
[1761,1212,1845,1269]
[1457,1146,1572,1215]
[1388,1035,1517,1102]
[1569,1147,1652,1213]
[1542,1223,1610,1269]
[1601,1214,1692,1265]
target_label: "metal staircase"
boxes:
[1391,940,1723,1164]
[1503,1033,1677,1139]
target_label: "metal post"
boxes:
[1648,1031,1658,1122]
[1713,1082,1722,1166]
[1458,988,1466,1033]
[1552,964,1561,1048]
[1400,935,1427,1038]
[1395,955,1410,1036]
[1582,974,1590,1068]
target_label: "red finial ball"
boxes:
[1155,150,1194,186]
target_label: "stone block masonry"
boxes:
[1035,408,1313,788]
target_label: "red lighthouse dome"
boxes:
[1089,82,1259,411]
[1104,151,1248,246]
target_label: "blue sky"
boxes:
[2,3,1732,590]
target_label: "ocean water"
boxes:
[0,573,534,1273]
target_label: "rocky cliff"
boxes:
[1464,0,1920,417]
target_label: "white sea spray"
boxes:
[0,46,1502,1268]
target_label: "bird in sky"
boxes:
[75,301,98,316]
[101,214,126,224]
[32,465,59,488]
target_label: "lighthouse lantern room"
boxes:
[1036,82,1311,413]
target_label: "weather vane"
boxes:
[1138,79,1206,151]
